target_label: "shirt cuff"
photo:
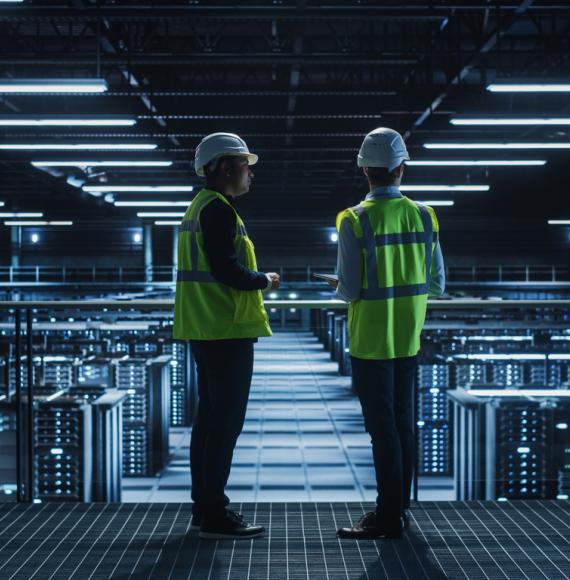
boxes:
[263,273,273,291]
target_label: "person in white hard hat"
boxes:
[173,132,280,539]
[333,127,445,539]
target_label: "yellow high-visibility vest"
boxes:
[173,188,272,340]
[336,196,438,360]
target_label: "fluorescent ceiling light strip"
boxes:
[32,160,172,168]
[137,212,185,218]
[0,79,108,93]
[455,353,546,360]
[0,202,4,207]
[424,143,570,150]
[487,84,570,93]
[0,144,156,151]
[0,212,44,218]
[548,220,570,225]
[0,119,136,127]
[551,336,570,341]
[462,336,532,342]
[4,221,73,226]
[466,389,570,397]
[549,354,570,360]
[400,185,489,192]
[84,185,193,192]
[451,118,570,126]
[407,160,546,167]
[154,220,182,226]
[416,200,455,206]
[114,201,190,207]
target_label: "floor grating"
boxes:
[0,501,569,579]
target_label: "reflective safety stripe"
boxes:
[176,270,217,283]
[361,283,427,300]
[237,224,247,236]
[417,204,433,287]
[354,205,378,292]
[355,202,433,301]
[374,232,425,246]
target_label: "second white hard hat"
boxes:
[194,132,258,177]
[357,127,410,171]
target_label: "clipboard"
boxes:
[312,273,339,283]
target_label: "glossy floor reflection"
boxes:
[123,332,453,503]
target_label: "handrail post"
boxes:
[26,309,34,503]
[14,309,22,502]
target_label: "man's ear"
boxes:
[363,166,369,177]
[394,162,405,177]
[219,158,232,176]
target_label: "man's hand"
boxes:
[267,272,281,290]
[327,278,338,289]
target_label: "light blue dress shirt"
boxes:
[335,186,446,303]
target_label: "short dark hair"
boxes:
[365,166,399,186]
[204,155,236,178]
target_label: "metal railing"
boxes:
[1,264,570,285]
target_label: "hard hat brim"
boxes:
[195,152,259,177]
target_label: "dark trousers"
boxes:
[189,339,254,518]
[351,355,417,525]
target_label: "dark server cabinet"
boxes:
[91,390,127,502]
[67,385,126,502]
[115,355,170,477]
[417,364,451,475]
[0,403,16,501]
[35,397,93,502]
[161,341,191,427]
[449,389,570,501]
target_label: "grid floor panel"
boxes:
[0,501,569,579]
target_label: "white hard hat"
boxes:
[194,132,258,177]
[357,127,410,171]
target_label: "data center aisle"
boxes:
[123,331,453,503]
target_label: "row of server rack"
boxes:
[0,323,197,428]
[311,308,570,500]
[0,336,195,501]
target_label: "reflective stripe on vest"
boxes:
[176,202,248,281]
[354,202,433,301]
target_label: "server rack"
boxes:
[115,355,170,477]
[35,396,92,502]
[449,389,570,500]
[91,390,127,502]
[161,341,191,427]
[417,363,451,475]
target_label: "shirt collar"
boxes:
[365,185,402,200]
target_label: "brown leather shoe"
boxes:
[336,511,403,540]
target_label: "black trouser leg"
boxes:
[189,339,254,518]
[394,356,417,510]
[189,343,211,515]
[351,355,417,525]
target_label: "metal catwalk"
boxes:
[0,501,569,579]
[122,332,452,503]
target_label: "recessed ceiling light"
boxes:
[32,160,172,168]
[0,79,108,93]
[400,185,489,192]
[84,185,193,193]
[406,160,546,166]
[424,143,570,150]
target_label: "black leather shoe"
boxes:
[199,510,265,540]
[337,511,403,540]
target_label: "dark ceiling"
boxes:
[0,0,569,263]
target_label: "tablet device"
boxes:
[312,273,339,283]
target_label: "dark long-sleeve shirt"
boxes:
[199,195,269,291]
